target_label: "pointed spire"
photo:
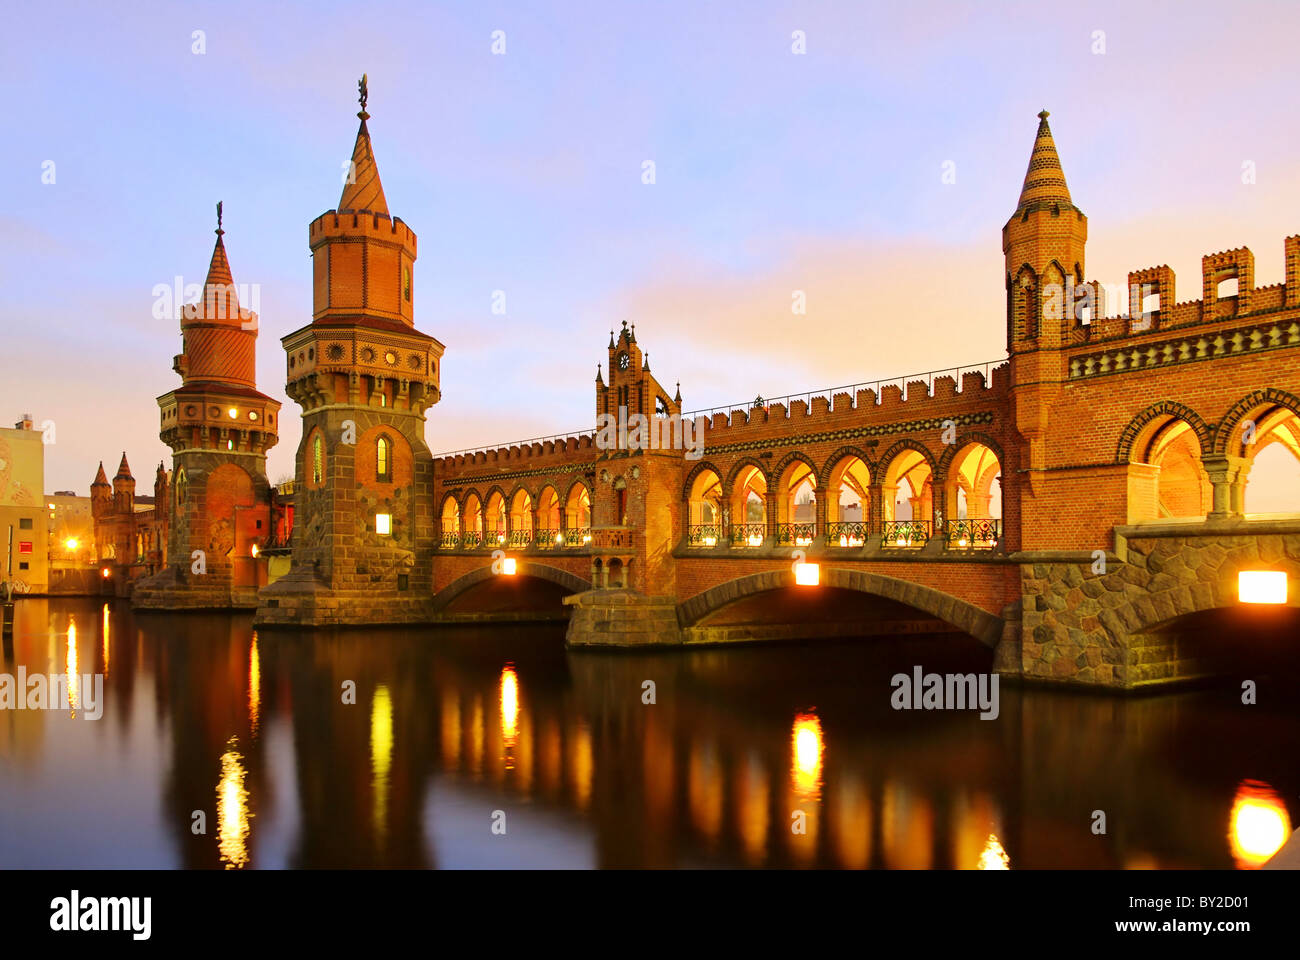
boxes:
[608,330,615,350]
[338,74,389,216]
[595,363,604,385]
[629,322,637,344]
[642,352,650,372]
[204,201,236,290]
[1015,109,1073,212]
[674,382,681,405]
[115,452,133,480]
[93,461,108,486]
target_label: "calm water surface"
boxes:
[1,598,1295,869]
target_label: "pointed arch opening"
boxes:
[944,442,1002,549]
[686,465,723,546]
[881,446,934,547]
[729,464,767,547]
[825,453,871,547]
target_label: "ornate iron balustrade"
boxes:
[882,520,931,547]
[565,527,592,547]
[487,529,509,547]
[462,530,483,549]
[775,522,816,546]
[534,528,562,550]
[438,530,460,549]
[825,521,868,547]
[688,523,722,546]
[508,529,533,549]
[946,518,1002,550]
[730,523,767,547]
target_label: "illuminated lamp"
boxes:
[1239,571,1286,605]
[794,562,820,586]
[375,513,392,536]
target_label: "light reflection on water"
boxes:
[0,597,1296,870]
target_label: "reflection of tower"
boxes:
[257,78,443,627]
[135,205,280,610]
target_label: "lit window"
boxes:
[377,437,391,482]
[403,267,411,301]
[228,408,238,419]
[227,440,233,451]
[312,434,323,484]
[375,513,392,536]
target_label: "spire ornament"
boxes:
[358,73,369,120]
[216,201,224,237]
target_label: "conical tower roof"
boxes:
[115,452,133,481]
[93,462,109,486]
[1015,110,1074,212]
[338,74,389,215]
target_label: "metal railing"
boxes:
[534,528,562,550]
[882,520,932,547]
[508,529,533,549]
[774,522,816,546]
[688,523,723,546]
[565,527,592,547]
[680,359,1005,423]
[946,518,1002,550]
[825,521,868,547]
[729,523,767,547]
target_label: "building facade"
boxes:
[0,415,49,593]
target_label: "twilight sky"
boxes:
[4,0,1299,493]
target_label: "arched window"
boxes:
[377,436,391,482]
[312,434,323,485]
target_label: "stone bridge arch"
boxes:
[676,567,1003,647]
[432,561,592,611]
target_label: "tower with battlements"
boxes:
[255,78,444,626]
[133,205,281,610]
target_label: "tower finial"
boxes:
[358,73,369,119]
[1038,108,1050,121]
[216,200,224,237]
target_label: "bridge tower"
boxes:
[566,323,685,643]
[256,77,444,626]
[1004,110,1088,518]
[134,205,281,609]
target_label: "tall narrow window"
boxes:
[377,436,391,482]
[403,266,411,302]
[312,434,323,484]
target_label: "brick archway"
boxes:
[676,567,1003,646]
[1115,401,1212,462]
[432,561,592,610]
[1212,388,1300,455]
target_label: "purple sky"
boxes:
[4,0,1299,493]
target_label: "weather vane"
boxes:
[358,73,369,115]
[216,200,223,235]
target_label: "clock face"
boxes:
[618,351,630,371]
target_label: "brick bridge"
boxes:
[424,114,1300,690]
[240,101,1299,691]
